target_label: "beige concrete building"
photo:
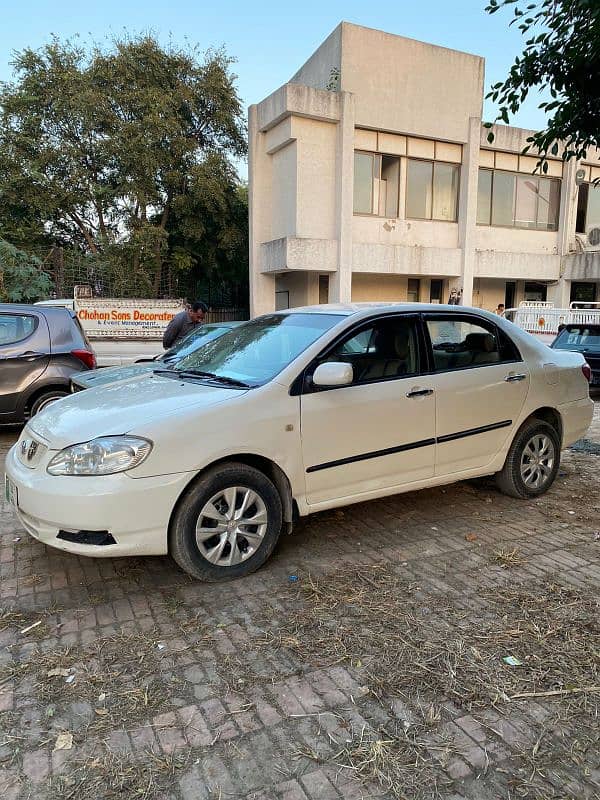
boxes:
[249,22,600,316]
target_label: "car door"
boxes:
[0,311,50,415]
[423,313,529,475]
[300,314,436,506]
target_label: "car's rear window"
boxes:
[554,326,600,351]
[71,314,93,349]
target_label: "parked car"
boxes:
[70,321,243,391]
[551,323,600,390]
[5,303,593,582]
[0,303,95,423]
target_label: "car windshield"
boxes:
[554,326,600,352]
[161,324,234,361]
[169,313,343,386]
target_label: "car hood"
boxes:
[73,363,155,389]
[29,372,246,448]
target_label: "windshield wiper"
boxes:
[186,370,250,388]
[153,367,249,388]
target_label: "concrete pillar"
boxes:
[552,158,579,309]
[329,91,354,304]
[248,104,276,317]
[457,116,480,306]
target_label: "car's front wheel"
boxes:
[169,463,283,582]
[495,419,561,499]
[30,389,69,417]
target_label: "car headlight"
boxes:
[47,436,152,476]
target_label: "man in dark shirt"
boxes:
[162,301,208,349]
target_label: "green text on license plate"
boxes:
[4,475,17,507]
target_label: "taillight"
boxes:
[582,363,591,382]
[72,349,96,370]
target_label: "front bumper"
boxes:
[5,443,192,557]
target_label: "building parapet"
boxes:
[260,237,338,273]
[254,84,341,133]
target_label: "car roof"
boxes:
[0,302,73,317]
[274,302,500,320]
[560,323,600,330]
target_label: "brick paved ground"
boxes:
[1,402,599,800]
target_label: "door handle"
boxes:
[504,373,527,383]
[406,387,434,398]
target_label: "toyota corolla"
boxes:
[5,304,593,582]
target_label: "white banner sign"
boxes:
[76,299,186,339]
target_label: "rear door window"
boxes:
[0,314,38,346]
[425,316,519,371]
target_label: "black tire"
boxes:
[29,389,69,417]
[495,419,561,499]
[169,462,283,582]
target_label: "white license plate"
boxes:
[4,475,18,508]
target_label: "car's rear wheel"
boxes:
[30,389,69,417]
[169,463,283,582]
[495,419,560,499]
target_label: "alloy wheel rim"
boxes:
[520,434,555,490]
[195,486,268,566]
[35,397,61,414]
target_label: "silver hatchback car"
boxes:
[0,303,96,422]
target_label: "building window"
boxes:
[524,282,547,302]
[407,278,420,302]
[353,151,400,217]
[275,291,289,311]
[570,282,597,303]
[318,275,329,304]
[477,169,560,231]
[576,183,600,234]
[430,280,443,303]
[406,160,459,222]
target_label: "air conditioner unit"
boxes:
[574,230,600,253]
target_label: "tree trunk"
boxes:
[68,212,98,254]
[153,202,170,297]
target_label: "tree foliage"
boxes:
[485,0,600,166]
[0,35,248,300]
[0,238,53,301]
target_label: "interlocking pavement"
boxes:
[1,402,599,800]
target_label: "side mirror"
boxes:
[312,362,353,387]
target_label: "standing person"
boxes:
[162,301,208,349]
[495,303,505,316]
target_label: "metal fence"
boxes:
[506,302,600,334]
[204,308,249,323]
[35,247,249,312]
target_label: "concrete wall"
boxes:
[270,141,297,240]
[295,117,337,239]
[476,226,559,256]
[352,241,461,276]
[474,250,561,281]
[290,25,342,91]
[353,216,460,249]
[351,273,408,301]
[340,22,484,143]
[275,272,319,308]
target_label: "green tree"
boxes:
[166,154,248,304]
[0,238,53,301]
[0,35,247,295]
[485,0,600,167]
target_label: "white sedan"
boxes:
[5,303,593,582]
